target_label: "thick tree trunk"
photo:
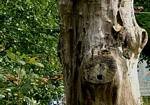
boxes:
[59,0,148,105]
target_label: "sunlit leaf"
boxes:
[18,60,26,65]
[35,62,44,68]
[0,94,5,99]
[0,74,6,81]
[28,57,38,64]
[6,50,17,61]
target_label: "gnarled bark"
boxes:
[59,0,148,105]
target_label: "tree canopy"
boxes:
[0,0,63,104]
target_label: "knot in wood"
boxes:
[82,55,117,84]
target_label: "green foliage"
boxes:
[0,0,63,105]
[134,0,150,11]
[143,97,150,105]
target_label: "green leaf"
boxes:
[6,50,17,61]
[16,68,26,79]
[28,57,38,64]
[0,94,5,99]
[35,62,44,68]
[0,44,5,52]
[18,60,26,65]
[0,74,6,81]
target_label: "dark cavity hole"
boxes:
[111,27,118,40]
[97,74,103,80]
[123,36,128,48]
[142,31,147,44]
[117,11,123,26]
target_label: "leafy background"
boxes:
[0,0,63,105]
[0,0,150,105]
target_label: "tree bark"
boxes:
[59,0,148,105]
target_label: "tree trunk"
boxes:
[59,0,148,105]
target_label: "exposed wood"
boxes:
[59,0,148,105]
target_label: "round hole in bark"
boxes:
[99,64,102,66]
[97,74,103,80]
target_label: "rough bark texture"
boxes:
[59,0,148,105]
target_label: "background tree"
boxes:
[134,1,150,74]
[0,0,63,104]
[59,0,148,105]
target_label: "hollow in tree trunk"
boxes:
[59,0,148,105]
